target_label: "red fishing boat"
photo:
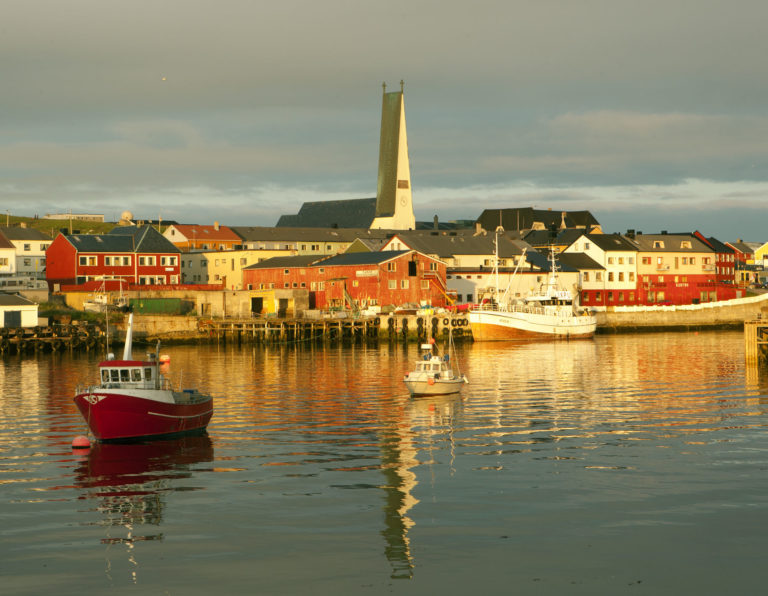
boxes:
[74,313,213,442]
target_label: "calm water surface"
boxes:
[2,331,768,595]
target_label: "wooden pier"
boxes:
[196,313,473,345]
[744,319,768,364]
[0,323,106,355]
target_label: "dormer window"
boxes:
[653,241,664,249]
[680,241,692,249]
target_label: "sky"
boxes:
[2,0,767,241]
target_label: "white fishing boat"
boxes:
[469,228,596,341]
[83,279,129,313]
[403,337,467,397]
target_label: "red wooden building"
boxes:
[46,225,182,290]
[243,250,448,310]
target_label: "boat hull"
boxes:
[73,390,213,442]
[404,377,466,397]
[468,309,596,341]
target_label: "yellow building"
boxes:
[182,248,297,289]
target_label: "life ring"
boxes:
[451,319,459,327]
[443,318,449,326]
[432,317,439,326]
[455,328,464,337]
[427,377,435,385]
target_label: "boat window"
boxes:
[144,367,152,380]
[101,370,109,383]
[432,364,440,371]
[131,369,142,382]
[120,369,130,382]
[110,369,119,382]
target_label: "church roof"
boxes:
[275,198,377,228]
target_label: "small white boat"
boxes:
[403,339,467,397]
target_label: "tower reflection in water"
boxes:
[74,435,214,581]
[380,392,463,580]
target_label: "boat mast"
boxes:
[122,312,134,360]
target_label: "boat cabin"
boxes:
[98,357,161,390]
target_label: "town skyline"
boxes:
[4,1,768,241]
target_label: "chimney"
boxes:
[626,229,635,240]
[560,211,567,229]
[433,215,439,230]
[214,221,220,231]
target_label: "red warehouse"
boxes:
[243,250,448,310]
[46,225,182,290]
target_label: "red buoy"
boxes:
[71,435,91,449]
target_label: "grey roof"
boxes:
[583,233,639,252]
[243,255,324,270]
[727,241,756,255]
[0,226,53,241]
[476,208,600,233]
[523,228,588,248]
[557,252,604,271]
[317,250,409,267]
[0,292,37,306]
[275,198,378,228]
[389,230,527,258]
[232,225,391,243]
[64,225,181,254]
[631,233,713,253]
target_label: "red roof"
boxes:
[170,224,240,242]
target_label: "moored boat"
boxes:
[403,338,467,397]
[73,312,213,442]
[469,228,596,341]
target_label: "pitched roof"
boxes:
[63,225,181,254]
[523,228,586,248]
[0,292,37,306]
[275,198,378,228]
[243,255,325,270]
[0,230,15,249]
[476,208,600,233]
[318,250,410,267]
[0,226,53,241]
[556,252,604,271]
[169,224,240,242]
[232,226,390,243]
[583,233,639,252]
[388,230,527,258]
[631,233,713,253]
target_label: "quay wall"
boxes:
[597,293,768,331]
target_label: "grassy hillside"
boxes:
[4,216,120,238]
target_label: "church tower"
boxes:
[369,81,416,230]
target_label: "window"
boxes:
[388,280,396,289]
[352,280,359,287]
[122,256,131,266]
[23,244,31,251]
[421,280,429,289]
[401,279,409,289]
[139,256,156,266]
[681,241,692,249]
[642,257,651,265]
[429,262,438,271]
[608,272,614,282]
[629,257,634,264]
[629,272,635,282]
[161,256,178,266]
[618,272,624,282]
[690,257,695,265]
[654,241,664,249]
[583,272,590,281]
[596,272,603,281]
[618,257,624,264]
[682,258,688,265]
[607,257,614,264]
[387,262,396,272]
[584,242,591,250]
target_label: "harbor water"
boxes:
[2,330,768,595]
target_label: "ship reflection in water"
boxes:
[74,435,214,581]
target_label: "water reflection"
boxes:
[74,435,213,581]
